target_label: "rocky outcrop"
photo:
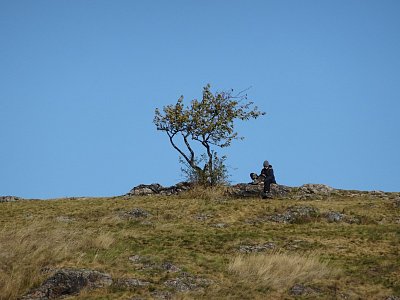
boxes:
[164,272,212,292]
[295,184,334,199]
[225,182,263,198]
[227,183,292,198]
[265,205,320,223]
[323,211,345,222]
[127,182,399,201]
[0,196,22,202]
[228,183,335,199]
[22,269,112,299]
[126,182,191,196]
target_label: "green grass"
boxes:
[0,192,399,299]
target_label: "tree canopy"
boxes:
[154,84,265,185]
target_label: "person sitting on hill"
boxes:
[250,160,276,198]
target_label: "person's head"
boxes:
[263,160,270,168]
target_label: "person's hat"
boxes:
[263,160,270,167]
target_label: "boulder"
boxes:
[0,196,22,203]
[164,272,212,292]
[22,268,112,299]
[123,208,151,219]
[127,182,191,196]
[161,262,181,273]
[228,183,336,199]
[128,183,163,196]
[270,184,292,197]
[322,211,361,223]
[228,182,263,198]
[323,211,345,223]
[228,183,293,198]
[266,206,320,223]
[297,184,334,197]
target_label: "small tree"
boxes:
[153,84,265,186]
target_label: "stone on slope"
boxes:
[0,196,22,202]
[228,183,292,198]
[22,268,112,299]
[127,182,191,196]
[124,208,151,219]
[299,184,334,195]
[164,272,212,292]
[266,206,320,223]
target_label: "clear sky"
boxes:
[1,0,399,199]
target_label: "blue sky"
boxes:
[1,0,399,198]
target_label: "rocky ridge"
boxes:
[126,182,400,201]
[3,182,399,203]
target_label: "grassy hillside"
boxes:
[0,189,399,299]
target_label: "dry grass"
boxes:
[0,220,84,300]
[0,216,115,299]
[180,184,228,201]
[228,251,336,290]
[91,232,115,250]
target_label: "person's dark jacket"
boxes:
[260,165,276,184]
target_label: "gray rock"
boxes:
[124,208,151,219]
[194,213,212,221]
[151,291,172,300]
[322,211,362,224]
[164,272,211,292]
[324,211,345,222]
[131,183,163,196]
[266,206,320,223]
[299,184,334,195]
[228,182,263,197]
[161,262,181,273]
[128,255,155,270]
[128,256,181,273]
[270,184,292,197]
[290,284,307,296]
[293,184,335,199]
[127,182,191,196]
[0,196,21,202]
[228,183,336,199]
[238,242,276,253]
[114,278,150,288]
[346,216,361,224]
[22,268,112,299]
[228,183,292,198]
[128,255,144,263]
[290,284,318,296]
[370,190,386,196]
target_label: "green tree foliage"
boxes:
[153,84,265,186]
